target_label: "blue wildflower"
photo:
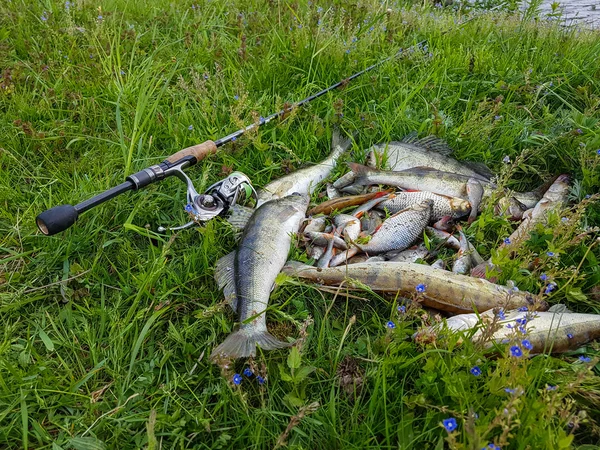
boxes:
[398,305,406,313]
[522,339,533,350]
[518,306,528,312]
[504,238,511,245]
[233,95,239,100]
[567,333,573,339]
[231,136,237,142]
[545,283,556,294]
[585,194,591,199]
[386,321,396,329]
[352,36,358,43]
[470,366,481,376]
[41,12,48,21]
[243,368,253,377]
[203,73,209,80]
[65,1,71,11]
[497,309,506,320]
[546,385,558,391]
[546,251,555,257]
[184,204,193,212]
[540,273,548,281]
[415,284,426,293]
[575,128,583,135]
[510,346,523,357]
[98,15,103,20]
[504,387,515,394]
[442,417,457,432]
[345,49,351,54]
[579,356,591,363]
[516,318,527,326]
[518,325,527,334]
[561,217,569,223]
[502,155,511,163]
[232,373,242,385]
[256,375,265,385]
[317,6,323,13]
[259,116,265,124]
[188,124,193,131]
[597,149,600,156]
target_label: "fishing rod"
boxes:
[36,3,505,236]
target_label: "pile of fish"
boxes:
[210,130,596,361]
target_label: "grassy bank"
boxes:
[1,0,600,448]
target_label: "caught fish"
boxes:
[306,245,325,261]
[330,200,432,266]
[495,196,527,221]
[347,164,541,209]
[257,131,351,206]
[502,174,570,249]
[307,191,391,216]
[332,170,356,189]
[365,255,386,263]
[303,216,327,233]
[431,259,446,270]
[366,133,493,181]
[466,178,484,223]
[360,211,383,237]
[422,308,600,355]
[334,214,361,242]
[212,193,310,359]
[386,244,429,262]
[432,215,455,232]
[452,228,480,275]
[376,191,471,221]
[317,232,337,268]
[425,227,461,251]
[326,183,342,199]
[282,261,540,314]
[304,231,348,250]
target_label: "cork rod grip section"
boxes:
[166,140,218,163]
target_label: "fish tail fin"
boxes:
[332,128,353,157]
[211,329,290,360]
[347,162,371,182]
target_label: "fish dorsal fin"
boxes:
[214,251,238,311]
[332,128,353,157]
[414,135,454,155]
[227,205,255,230]
[461,161,494,180]
[399,131,419,144]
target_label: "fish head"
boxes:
[448,197,471,217]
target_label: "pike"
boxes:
[282,261,542,314]
[35,4,509,236]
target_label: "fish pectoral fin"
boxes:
[215,250,238,312]
[227,205,255,230]
[210,329,291,360]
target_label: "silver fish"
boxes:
[351,192,395,217]
[317,232,337,268]
[425,227,461,251]
[386,244,429,262]
[376,191,471,221]
[257,131,351,207]
[303,216,327,233]
[211,193,310,359]
[366,134,493,181]
[304,231,348,250]
[334,214,361,242]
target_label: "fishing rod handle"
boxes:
[166,140,218,163]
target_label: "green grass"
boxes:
[1,0,600,448]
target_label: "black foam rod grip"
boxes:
[36,205,79,236]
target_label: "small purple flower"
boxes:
[497,309,506,320]
[415,284,426,293]
[516,318,527,326]
[470,366,482,376]
[243,367,253,377]
[65,1,71,11]
[345,49,351,54]
[596,149,600,156]
[522,339,533,350]
[540,273,548,281]
[442,417,457,432]
[561,217,569,223]
[585,194,591,199]
[579,356,591,363]
[184,204,193,212]
[546,251,555,257]
[231,136,237,142]
[233,95,239,100]
[575,128,583,135]
[510,346,523,357]
[567,333,573,339]
[317,6,323,13]
[398,305,406,314]
[518,325,527,334]
[120,70,126,75]
[545,283,556,294]
[504,237,511,245]
[386,321,396,329]
[502,155,511,164]
[504,387,515,394]
[518,306,528,312]
[98,14,103,20]
[256,375,265,385]
[41,11,48,21]
[494,115,502,121]
[259,116,265,124]
[203,73,209,80]
[547,385,558,391]
[233,373,242,385]
[188,124,193,131]
[351,36,358,43]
